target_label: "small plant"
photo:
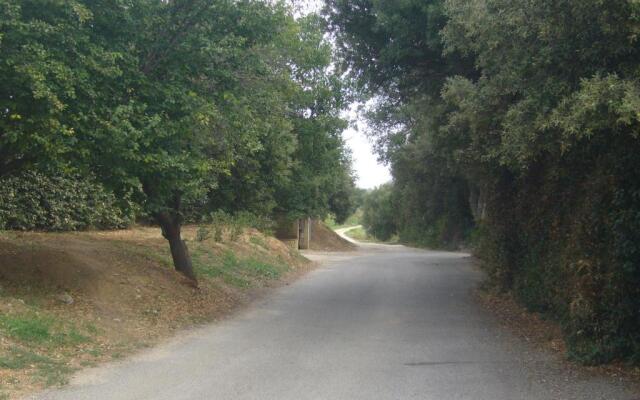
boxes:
[195,226,210,242]
[209,210,230,242]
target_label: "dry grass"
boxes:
[0,226,310,399]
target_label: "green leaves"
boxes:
[0,170,134,231]
[0,0,354,230]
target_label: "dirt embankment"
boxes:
[308,220,357,252]
[0,227,311,399]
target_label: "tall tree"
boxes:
[2,0,356,284]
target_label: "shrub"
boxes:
[207,210,275,242]
[0,171,134,231]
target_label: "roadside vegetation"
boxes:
[324,208,363,230]
[326,0,640,365]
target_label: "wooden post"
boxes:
[298,217,311,250]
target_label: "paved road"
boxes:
[31,243,636,400]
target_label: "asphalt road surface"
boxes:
[31,240,636,400]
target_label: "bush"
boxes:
[0,171,134,231]
[478,143,640,364]
[206,210,275,242]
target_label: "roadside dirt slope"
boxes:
[308,220,356,252]
[0,227,310,399]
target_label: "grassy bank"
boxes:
[0,226,309,399]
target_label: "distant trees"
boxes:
[0,0,355,283]
[361,184,396,242]
[326,0,640,364]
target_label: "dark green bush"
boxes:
[478,141,640,364]
[0,171,134,231]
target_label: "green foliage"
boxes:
[0,171,133,231]
[0,315,51,343]
[195,227,210,242]
[327,0,640,364]
[0,313,90,347]
[343,226,370,242]
[361,183,397,242]
[206,210,275,242]
[325,207,363,229]
[0,0,354,278]
[192,248,287,288]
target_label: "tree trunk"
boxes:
[468,183,488,223]
[156,211,197,284]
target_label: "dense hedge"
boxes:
[0,171,134,231]
[477,137,640,364]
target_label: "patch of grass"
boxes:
[0,314,92,348]
[57,327,90,346]
[243,259,284,279]
[222,274,250,288]
[0,315,52,343]
[84,323,99,336]
[0,347,51,370]
[249,236,267,248]
[345,227,398,244]
[36,361,73,386]
[86,347,103,357]
[221,250,239,268]
[0,346,72,386]
[192,247,286,288]
[192,249,249,287]
[344,227,370,241]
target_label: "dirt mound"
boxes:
[309,220,356,251]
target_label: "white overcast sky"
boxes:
[295,0,392,189]
[342,110,392,189]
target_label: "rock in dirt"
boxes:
[57,293,74,305]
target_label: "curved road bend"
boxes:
[31,234,636,400]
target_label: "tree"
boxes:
[361,183,397,241]
[95,0,301,282]
[1,1,356,285]
[272,14,356,223]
